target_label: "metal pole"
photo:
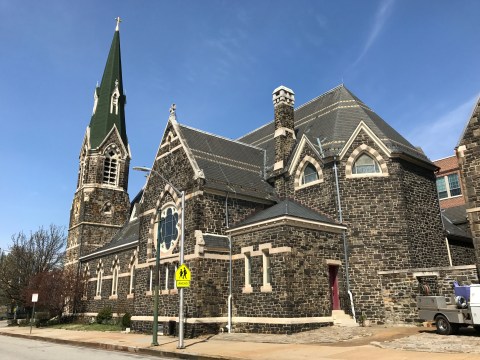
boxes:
[30,302,35,334]
[178,190,185,349]
[152,229,161,346]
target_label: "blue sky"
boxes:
[1,0,479,250]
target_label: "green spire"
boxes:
[89,20,128,149]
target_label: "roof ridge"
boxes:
[178,123,265,151]
[294,84,345,111]
[238,84,352,142]
[432,154,456,162]
[237,119,274,141]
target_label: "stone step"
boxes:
[332,310,358,327]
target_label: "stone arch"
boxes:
[294,155,324,190]
[345,144,389,178]
[146,185,181,260]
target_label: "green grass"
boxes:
[50,323,123,332]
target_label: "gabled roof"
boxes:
[238,85,430,168]
[178,124,276,201]
[231,199,339,228]
[88,28,128,149]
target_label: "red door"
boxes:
[329,265,340,310]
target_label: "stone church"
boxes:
[66,23,478,335]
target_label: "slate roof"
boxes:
[88,29,128,149]
[442,205,468,225]
[441,205,471,241]
[238,85,431,169]
[442,213,471,240]
[232,199,339,228]
[178,124,276,201]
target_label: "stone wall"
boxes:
[457,98,480,269]
[449,239,476,266]
[379,265,478,324]
[230,224,345,333]
[81,246,137,316]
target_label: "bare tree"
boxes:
[23,266,83,317]
[0,225,66,307]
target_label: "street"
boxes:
[0,335,174,360]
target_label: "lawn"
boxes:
[50,323,123,331]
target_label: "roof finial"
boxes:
[115,17,122,31]
[169,103,177,122]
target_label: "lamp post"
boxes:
[133,166,186,349]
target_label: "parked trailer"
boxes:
[417,284,480,335]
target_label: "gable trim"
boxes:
[288,135,322,176]
[338,121,391,160]
[226,215,346,235]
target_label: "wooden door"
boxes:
[329,265,340,310]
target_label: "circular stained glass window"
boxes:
[157,206,179,253]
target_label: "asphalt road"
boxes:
[0,335,174,360]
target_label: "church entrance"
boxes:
[329,265,340,310]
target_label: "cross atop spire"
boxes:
[115,17,122,31]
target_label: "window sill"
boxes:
[346,173,388,179]
[295,178,324,191]
[170,289,178,295]
[161,290,169,295]
[260,284,272,293]
[94,295,102,300]
[242,285,253,294]
[109,295,118,300]
[145,291,152,296]
[127,294,134,299]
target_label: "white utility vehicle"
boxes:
[417,283,480,335]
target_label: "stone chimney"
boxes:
[273,85,296,171]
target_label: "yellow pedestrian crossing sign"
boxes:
[176,264,191,288]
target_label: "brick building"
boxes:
[434,155,464,209]
[66,24,478,335]
[432,155,474,266]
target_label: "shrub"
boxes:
[35,312,50,327]
[121,312,132,329]
[96,306,113,324]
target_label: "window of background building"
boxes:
[436,173,462,199]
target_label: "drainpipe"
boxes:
[333,157,356,320]
[225,194,232,333]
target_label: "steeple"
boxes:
[89,18,128,149]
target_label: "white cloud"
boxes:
[407,95,479,160]
[351,0,395,68]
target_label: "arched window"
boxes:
[129,264,136,295]
[352,154,380,174]
[103,149,118,185]
[301,163,319,185]
[96,263,103,297]
[83,265,89,298]
[111,262,119,296]
[155,205,179,253]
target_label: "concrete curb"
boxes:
[0,331,243,360]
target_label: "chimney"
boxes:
[273,85,296,171]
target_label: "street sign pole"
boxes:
[30,293,38,334]
[178,190,185,349]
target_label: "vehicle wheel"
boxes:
[435,315,454,335]
[473,325,480,333]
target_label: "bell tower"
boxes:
[66,18,131,266]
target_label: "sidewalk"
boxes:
[1,323,480,360]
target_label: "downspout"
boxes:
[225,194,232,333]
[333,156,355,320]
